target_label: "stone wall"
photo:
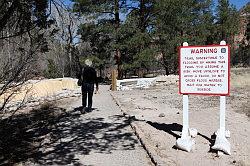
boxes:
[0,78,80,110]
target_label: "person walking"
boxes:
[81,59,99,112]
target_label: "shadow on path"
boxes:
[147,121,217,153]
[198,132,217,153]
[0,105,138,165]
[147,121,182,139]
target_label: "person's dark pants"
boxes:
[81,83,94,109]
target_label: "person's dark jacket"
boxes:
[82,66,98,87]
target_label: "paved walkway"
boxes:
[67,85,153,166]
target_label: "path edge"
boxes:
[110,93,166,166]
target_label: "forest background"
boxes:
[0,0,249,113]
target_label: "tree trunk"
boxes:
[114,0,122,79]
[124,70,127,79]
[161,51,169,76]
[164,66,169,76]
[139,0,146,32]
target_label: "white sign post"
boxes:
[177,41,231,154]
[176,42,195,152]
[212,41,231,155]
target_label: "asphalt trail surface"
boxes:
[68,85,153,166]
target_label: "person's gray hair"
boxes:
[85,59,92,66]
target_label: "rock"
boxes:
[159,113,165,117]
[225,130,230,138]
[71,94,78,97]
[217,151,224,157]
[189,128,198,138]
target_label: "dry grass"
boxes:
[230,68,250,118]
[231,68,250,88]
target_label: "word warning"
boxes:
[179,45,230,95]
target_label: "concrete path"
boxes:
[66,85,153,166]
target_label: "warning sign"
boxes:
[179,45,230,95]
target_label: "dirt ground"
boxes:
[112,68,250,166]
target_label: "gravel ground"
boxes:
[112,78,250,166]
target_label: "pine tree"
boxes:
[216,0,239,44]
[73,0,127,79]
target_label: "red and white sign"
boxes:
[179,45,230,95]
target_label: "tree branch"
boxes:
[0,0,19,32]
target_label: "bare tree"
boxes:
[0,0,52,117]
[47,0,82,77]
